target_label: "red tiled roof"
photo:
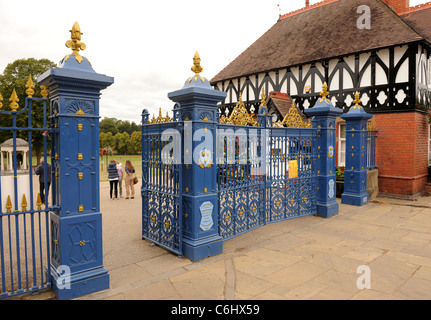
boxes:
[401,3,431,43]
[211,0,424,84]
[267,92,293,117]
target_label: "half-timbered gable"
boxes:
[211,0,431,199]
[211,0,431,116]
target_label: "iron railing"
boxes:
[367,130,378,170]
[0,86,51,298]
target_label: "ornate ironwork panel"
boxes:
[216,123,316,241]
[0,88,52,298]
[266,128,317,223]
[217,125,265,240]
[141,117,183,256]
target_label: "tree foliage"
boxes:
[100,117,140,135]
[0,58,56,161]
[99,117,141,155]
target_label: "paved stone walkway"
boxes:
[74,182,431,300]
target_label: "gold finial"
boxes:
[189,51,205,83]
[319,82,330,103]
[367,120,377,131]
[6,195,12,214]
[9,89,19,111]
[260,88,267,108]
[352,91,363,110]
[40,86,49,99]
[26,76,35,98]
[0,92,3,109]
[21,194,28,212]
[36,193,42,210]
[65,22,86,64]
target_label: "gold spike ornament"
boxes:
[36,193,42,211]
[6,196,12,213]
[26,76,35,98]
[21,194,28,211]
[0,92,3,109]
[40,86,49,99]
[9,89,19,111]
[65,22,86,64]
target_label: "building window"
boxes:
[338,123,346,167]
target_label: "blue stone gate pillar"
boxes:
[168,52,226,262]
[304,83,343,218]
[38,22,114,299]
[340,92,373,206]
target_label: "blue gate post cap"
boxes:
[304,82,343,117]
[168,52,226,103]
[340,92,373,121]
[37,22,114,88]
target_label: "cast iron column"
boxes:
[340,92,373,206]
[38,22,114,299]
[304,83,343,218]
[168,52,227,261]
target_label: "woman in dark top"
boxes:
[108,159,119,200]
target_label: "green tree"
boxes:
[114,132,129,155]
[130,131,142,155]
[99,132,107,149]
[0,58,56,162]
[100,132,115,150]
[117,120,132,135]
[122,132,131,154]
[99,117,119,135]
[131,122,140,133]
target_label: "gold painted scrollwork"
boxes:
[221,93,259,127]
[273,101,312,128]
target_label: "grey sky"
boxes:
[0,0,425,123]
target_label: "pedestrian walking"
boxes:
[116,161,123,198]
[124,159,135,199]
[35,158,52,205]
[108,159,119,200]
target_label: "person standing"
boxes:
[116,161,123,198]
[124,160,135,199]
[108,159,119,200]
[35,158,52,205]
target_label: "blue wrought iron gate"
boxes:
[216,124,266,240]
[216,123,317,241]
[141,109,183,256]
[0,82,52,298]
[141,105,317,250]
[139,54,342,263]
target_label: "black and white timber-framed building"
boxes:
[211,0,431,118]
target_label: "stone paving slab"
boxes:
[71,192,431,301]
[3,182,422,301]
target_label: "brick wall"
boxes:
[382,0,410,13]
[374,112,429,198]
